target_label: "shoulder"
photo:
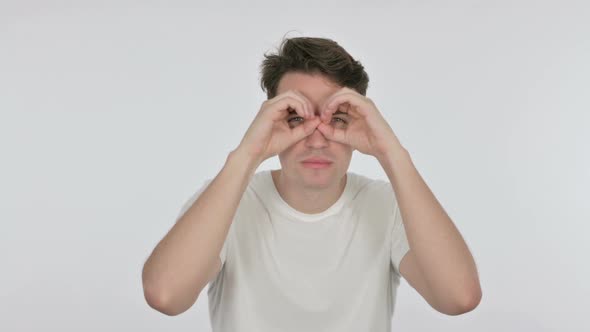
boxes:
[349,171,393,200]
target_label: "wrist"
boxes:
[377,143,410,166]
[228,147,262,173]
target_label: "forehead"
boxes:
[276,72,341,104]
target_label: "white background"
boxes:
[1,0,589,331]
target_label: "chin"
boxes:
[301,168,336,186]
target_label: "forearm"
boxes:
[378,145,481,305]
[142,148,259,315]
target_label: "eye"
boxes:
[288,116,304,123]
[288,116,348,125]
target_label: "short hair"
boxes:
[259,36,370,99]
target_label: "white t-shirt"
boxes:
[176,169,410,332]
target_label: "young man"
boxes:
[142,36,482,331]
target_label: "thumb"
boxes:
[291,117,321,141]
[316,122,335,140]
[317,122,347,145]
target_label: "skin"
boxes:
[141,71,489,318]
[266,71,482,315]
[271,72,354,214]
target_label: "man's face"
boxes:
[275,71,354,189]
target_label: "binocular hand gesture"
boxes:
[236,90,322,165]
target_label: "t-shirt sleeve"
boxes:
[390,195,411,277]
[175,178,231,265]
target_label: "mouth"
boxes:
[301,161,333,169]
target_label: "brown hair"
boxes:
[259,36,370,99]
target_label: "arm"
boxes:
[379,145,482,315]
[314,87,481,315]
[141,89,316,316]
[141,148,259,316]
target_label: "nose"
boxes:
[304,126,329,149]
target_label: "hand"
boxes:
[316,87,403,159]
[236,90,321,165]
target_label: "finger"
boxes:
[322,93,368,122]
[266,95,307,121]
[291,116,321,141]
[291,90,314,119]
[277,90,310,119]
[320,90,348,119]
[316,121,348,144]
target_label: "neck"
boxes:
[271,169,347,214]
